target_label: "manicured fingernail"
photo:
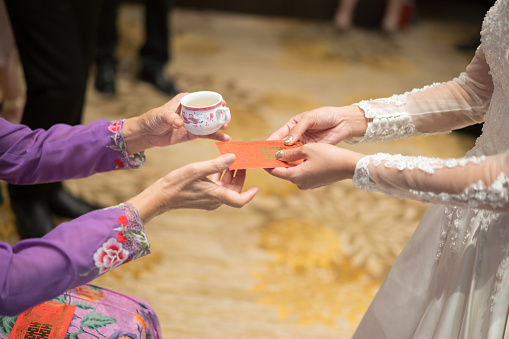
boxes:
[275,151,283,159]
[284,136,293,144]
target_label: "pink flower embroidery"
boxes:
[93,238,129,274]
[108,121,121,133]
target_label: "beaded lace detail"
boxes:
[368,153,485,173]
[347,84,444,144]
[492,219,509,312]
[438,206,465,259]
[351,153,509,210]
[408,172,509,209]
[475,0,509,159]
[354,153,485,181]
[481,0,509,95]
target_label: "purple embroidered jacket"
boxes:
[0,119,150,316]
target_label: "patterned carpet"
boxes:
[1,4,479,338]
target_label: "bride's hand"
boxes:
[266,143,365,190]
[127,154,259,222]
[267,105,368,146]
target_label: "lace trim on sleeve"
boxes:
[107,120,146,169]
[409,173,509,209]
[351,153,509,210]
[346,84,444,144]
[80,203,150,277]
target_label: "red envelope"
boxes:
[8,301,76,339]
[216,140,304,170]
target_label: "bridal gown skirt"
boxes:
[353,204,509,339]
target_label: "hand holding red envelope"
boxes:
[216,140,304,170]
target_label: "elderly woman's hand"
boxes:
[122,93,231,155]
[127,154,258,222]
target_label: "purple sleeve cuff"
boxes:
[107,120,146,170]
[0,119,146,184]
[78,203,150,278]
[0,203,150,316]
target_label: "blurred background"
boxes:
[0,0,491,337]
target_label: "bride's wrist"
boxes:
[346,105,369,138]
[346,150,365,178]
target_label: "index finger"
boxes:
[266,124,293,141]
[282,114,317,145]
[190,154,236,180]
[163,93,187,110]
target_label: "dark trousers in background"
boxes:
[5,0,102,238]
[96,0,172,71]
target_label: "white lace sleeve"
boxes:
[346,47,494,144]
[352,150,509,212]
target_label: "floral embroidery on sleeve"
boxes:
[80,203,150,277]
[107,120,146,170]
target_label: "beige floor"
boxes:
[1,4,480,338]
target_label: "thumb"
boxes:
[275,147,305,163]
[167,112,184,129]
[197,154,236,178]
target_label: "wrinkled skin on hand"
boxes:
[123,93,231,155]
[128,154,258,222]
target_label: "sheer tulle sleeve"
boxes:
[353,149,509,212]
[346,47,494,144]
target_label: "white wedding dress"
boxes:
[348,1,509,337]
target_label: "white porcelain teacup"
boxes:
[180,91,231,135]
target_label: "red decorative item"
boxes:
[114,159,124,169]
[117,215,128,226]
[8,301,76,339]
[108,122,121,133]
[216,140,304,170]
[116,231,128,243]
